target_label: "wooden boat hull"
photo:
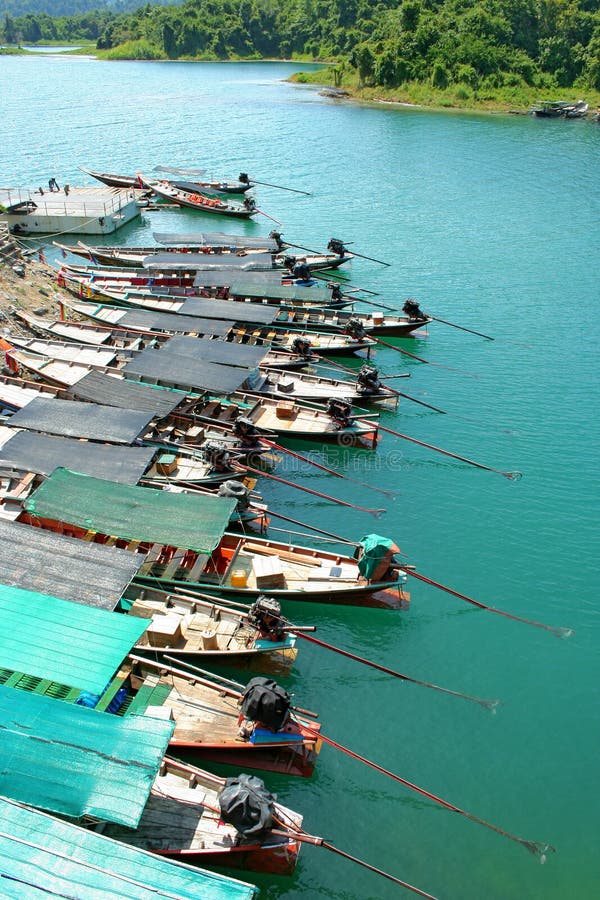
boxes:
[171,737,319,778]
[142,178,254,218]
[155,839,300,876]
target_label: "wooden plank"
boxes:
[242,541,322,567]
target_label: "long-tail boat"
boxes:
[97,756,304,874]
[57,272,431,336]
[0,679,302,876]
[21,468,409,609]
[139,175,257,218]
[57,265,355,309]
[0,371,380,449]
[81,165,254,194]
[64,300,377,355]
[56,239,350,271]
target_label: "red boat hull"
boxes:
[155,837,301,876]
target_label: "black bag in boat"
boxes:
[219,773,275,837]
[240,676,291,731]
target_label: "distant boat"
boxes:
[80,166,252,194]
[139,175,257,218]
[531,99,588,118]
[565,100,589,118]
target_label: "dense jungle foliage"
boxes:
[3,0,600,94]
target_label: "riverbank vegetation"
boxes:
[3,0,600,111]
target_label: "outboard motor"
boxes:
[218,773,275,838]
[356,363,381,394]
[327,397,354,427]
[269,229,284,251]
[325,282,343,302]
[283,255,296,272]
[402,298,426,321]
[327,237,346,257]
[246,595,286,641]
[291,336,313,358]
[204,440,232,472]
[292,261,311,282]
[239,172,250,185]
[233,416,259,445]
[218,479,250,511]
[239,676,291,732]
[343,316,367,340]
[243,196,256,212]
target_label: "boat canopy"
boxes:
[0,429,156,484]
[154,229,279,251]
[115,307,233,336]
[162,334,270,369]
[0,520,142,609]
[0,797,257,900]
[189,269,284,287]
[25,468,237,553]
[0,581,147,693]
[0,684,173,827]
[145,251,275,271]
[123,344,250,394]
[225,279,334,304]
[9,397,154,444]
[179,296,279,324]
[68,370,182,416]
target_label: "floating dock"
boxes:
[0,185,141,236]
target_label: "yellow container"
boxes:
[230,569,248,588]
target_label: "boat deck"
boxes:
[0,186,140,235]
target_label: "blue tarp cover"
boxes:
[0,582,147,694]
[0,796,257,899]
[0,684,174,827]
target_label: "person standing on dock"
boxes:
[48,177,60,192]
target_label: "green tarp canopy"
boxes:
[0,796,257,899]
[0,582,147,695]
[25,468,237,553]
[0,684,173,827]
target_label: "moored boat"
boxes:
[139,175,257,218]
[20,468,409,609]
[81,165,253,194]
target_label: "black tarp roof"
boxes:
[0,520,142,610]
[8,397,154,444]
[153,231,280,251]
[0,430,156,484]
[161,334,268,369]
[123,345,248,395]
[178,297,278,324]
[186,271,284,288]
[144,252,275,271]
[68,371,182,417]
[225,280,333,303]
[115,309,232,337]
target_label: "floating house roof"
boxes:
[0,684,173,827]
[0,520,141,609]
[0,430,156,484]
[161,334,269,369]
[145,251,275,271]
[123,344,249,394]
[0,796,257,899]
[178,296,279,324]
[154,229,279,250]
[0,582,147,694]
[67,370,182,416]
[115,308,232,336]
[8,397,154,444]
[24,468,236,553]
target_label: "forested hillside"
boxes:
[3,0,600,94]
[0,0,182,16]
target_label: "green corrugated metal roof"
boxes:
[0,582,147,695]
[24,468,236,553]
[0,685,173,827]
[0,796,257,899]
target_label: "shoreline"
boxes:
[5,45,598,117]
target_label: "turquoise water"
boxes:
[2,56,599,899]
